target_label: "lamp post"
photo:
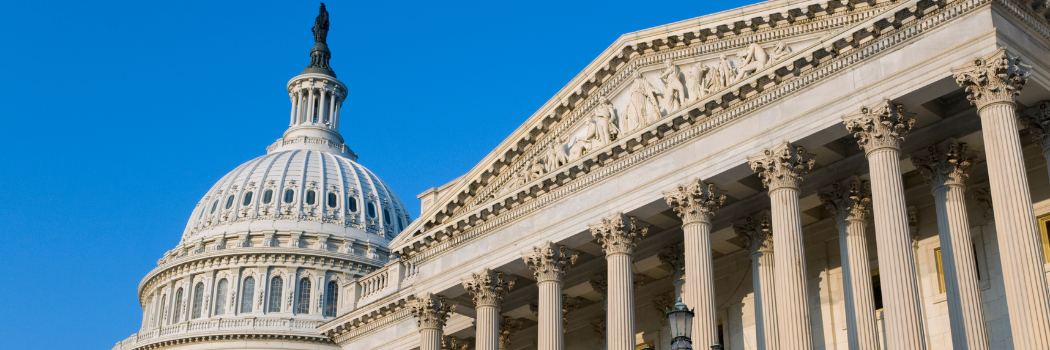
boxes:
[666,298,694,350]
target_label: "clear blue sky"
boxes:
[0,1,753,348]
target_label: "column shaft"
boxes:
[476,305,500,350]
[419,328,442,350]
[770,187,813,350]
[752,249,779,350]
[839,219,879,350]
[537,280,564,350]
[979,102,1050,347]
[684,221,717,347]
[933,185,988,350]
[606,253,635,350]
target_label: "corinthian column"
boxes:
[749,142,815,350]
[954,50,1050,348]
[658,246,686,302]
[844,101,927,350]
[410,293,456,350]
[1021,101,1050,181]
[522,242,579,350]
[912,139,988,350]
[732,211,778,350]
[590,213,650,350]
[498,317,524,350]
[664,179,726,348]
[819,176,879,350]
[463,269,515,350]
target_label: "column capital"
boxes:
[522,242,579,283]
[658,246,685,282]
[498,317,523,350]
[844,100,915,154]
[442,335,469,350]
[818,176,871,223]
[953,48,1030,110]
[1020,101,1050,153]
[590,273,608,299]
[462,268,515,308]
[733,211,773,255]
[911,138,978,190]
[748,142,815,191]
[410,293,456,330]
[589,212,650,256]
[562,295,581,326]
[663,178,726,225]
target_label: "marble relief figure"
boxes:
[715,54,735,90]
[686,62,712,104]
[659,60,686,112]
[735,42,770,81]
[624,73,661,134]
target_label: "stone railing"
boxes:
[339,258,418,314]
[112,317,324,350]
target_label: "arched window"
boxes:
[327,192,338,208]
[225,195,235,209]
[191,283,205,318]
[210,200,219,214]
[367,203,376,218]
[305,190,316,205]
[348,197,358,212]
[156,296,166,326]
[283,189,295,203]
[312,97,320,123]
[214,279,228,315]
[267,277,283,312]
[172,288,184,323]
[296,278,312,314]
[324,281,338,317]
[242,192,253,206]
[240,277,255,313]
[384,209,392,224]
[262,189,273,204]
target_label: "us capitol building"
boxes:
[115,0,1050,349]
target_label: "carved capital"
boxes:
[953,49,1029,110]
[748,142,815,190]
[590,273,608,300]
[970,183,994,219]
[844,100,914,153]
[1020,101,1050,153]
[733,211,773,254]
[589,213,650,256]
[663,178,726,225]
[818,176,871,223]
[462,269,515,308]
[522,242,578,283]
[441,335,469,350]
[562,295,581,326]
[658,246,685,282]
[911,138,978,190]
[498,316,523,349]
[410,293,455,330]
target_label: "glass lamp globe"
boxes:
[666,298,694,349]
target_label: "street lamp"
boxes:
[666,298,694,350]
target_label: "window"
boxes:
[367,203,376,218]
[297,278,312,314]
[214,279,228,315]
[156,296,166,326]
[324,281,338,317]
[872,270,883,311]
[312,98,320,123]
[210,200,218,214]
[240,277,255,313]
[268,277,283,312]
[283,189,295,203]
[242,192,253,206]
[1039,215,1050,263]
[348,197,358,212]
[305,190,316,205]
[384,209,391,224]
[262,189,273,204]
[192,283,205,319]
[225,195,235,209]
[935,248,946,294]
[172,288,184,322]
[717,318,725,346]
[328,192,338,208]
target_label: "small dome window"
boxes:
[242,191,253,206]
[210,200,219,214]
[327,192,338,208]
[348,197,358,212]
[283,189,295,203]
[367,202,376,218]
[225,195,235,209]
[384,209,392,224]
[305,190,316,205]
[262,189,273,204]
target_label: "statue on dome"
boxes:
[312,3,330,44]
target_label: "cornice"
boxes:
[113,330,333,350]
[392,0,991,264]
[319,293,416,345]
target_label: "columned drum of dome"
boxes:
[113,5,409,350]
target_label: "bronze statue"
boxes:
[312,3,329,44]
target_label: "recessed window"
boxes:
[283,189,295,203]
[367,203,376,218]
[262,189,273,204]
[348,197,358,212]
[305,190,316,205]
[1039,215,1050,263]
[384,209,392,224]
[935,248,946,294]
[242,192,253,206]
[172,288,184,322]
[225,195,235,209]
[324,281,338,317]
[210,200,219,214]
[240,277,255,313]
[268,277,283,312]
[157,297,166,326]
[214,279,228,315]
[296,278,312,314]
[192,283,205,319]
[327,192,338,208]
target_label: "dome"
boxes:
[181,148,410,245]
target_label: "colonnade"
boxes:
[407,50,1050,350]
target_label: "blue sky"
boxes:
[0,0,753,348]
